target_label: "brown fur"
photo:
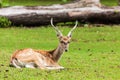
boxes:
[10,48,59,66]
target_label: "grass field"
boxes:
[101,0,118,6]
[0,26,120,80]
[8,0,71,6]
[8,0,118,6]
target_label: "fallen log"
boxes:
[0,5,120,26]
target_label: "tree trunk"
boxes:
[0,0,120,26]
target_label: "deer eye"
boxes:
[60,41,64,43]
[68,41,70,43]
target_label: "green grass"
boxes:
[8,0,118,6]
[0,26,120,80]
[8,0,71,6]
[101,0,118,6]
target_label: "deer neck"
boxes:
[52,44,65,62]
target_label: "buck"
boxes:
[10,18,78,70]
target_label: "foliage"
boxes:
[0,16,11,27]
[62,0,68,2]
[0,0,118,7]
[0,0,9,7]
[0,26,120,80]
[119,0,120,5]
[0,0,2,7]
[7,0,118,6]
[101,0,118,6]
[9,0,71,6]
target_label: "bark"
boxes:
[0,0,120,26]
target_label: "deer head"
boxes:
[51,18,78,52]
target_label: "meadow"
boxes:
[8,0,118,6]
[0,25,120,80]
[8,0,71,6]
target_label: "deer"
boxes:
[10,18,78,70]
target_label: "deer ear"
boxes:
[67,34,72,38]
[57,33,63,38]
[67,36,71,40]
[57,34,59,37]
[58,35,62,39]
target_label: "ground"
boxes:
[0,26,120,80]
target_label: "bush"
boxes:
[0,1,2,8]
[0,0,9,8]
[0,16,11,27]
[62,0,68,2]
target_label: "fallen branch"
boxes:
[0,5,120,26]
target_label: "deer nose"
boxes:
[64,42,68,45]
[65,49,68,52]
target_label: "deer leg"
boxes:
[25,62,36,68]
[34,60,47,69]
[11,58,26,68]
[11,59,21,68]
[46,65,64,70]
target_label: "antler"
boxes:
[67,20,78,37]
[51,18,63,36]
